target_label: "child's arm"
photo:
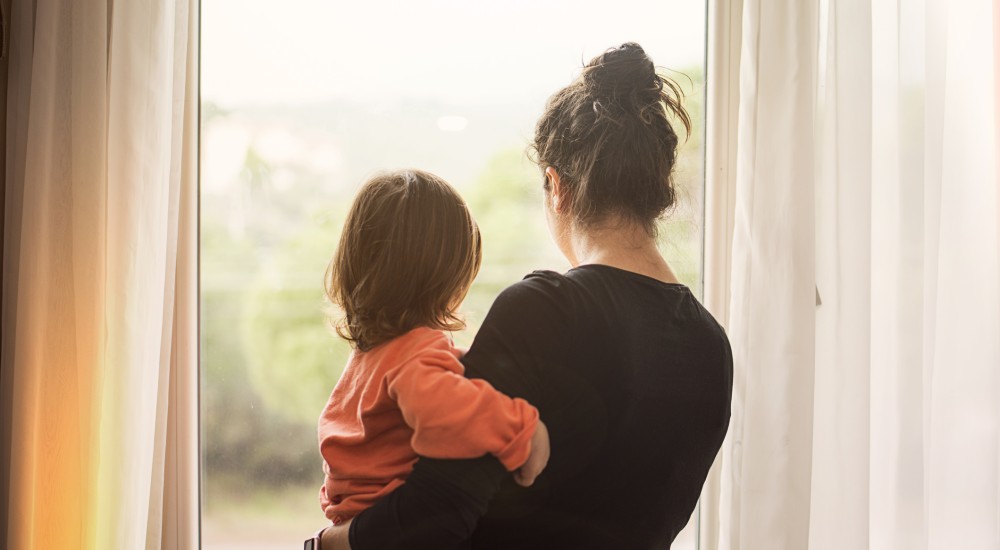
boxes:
[384,341,541,473]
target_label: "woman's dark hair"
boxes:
[325,169,482,351]
[531,42,692,233]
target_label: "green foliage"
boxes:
[241,215,351,425]
[201,220,322,487]
[469,149,562,269]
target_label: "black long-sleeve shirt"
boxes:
[349,265,733,549]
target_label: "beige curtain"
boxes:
[708,0,1000,548]
[2,0,199,548]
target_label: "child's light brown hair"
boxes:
[325,169,482,351]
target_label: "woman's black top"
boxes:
[348,265,733,549]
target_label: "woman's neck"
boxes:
[564,220,681,285]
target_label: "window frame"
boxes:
[193,1,737,546]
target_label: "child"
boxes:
[317,169,550,526]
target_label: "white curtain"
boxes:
[716,0,1000,548]
[719,0,819,547]
[2,0,199,548]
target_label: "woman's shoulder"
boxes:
[487,270,578,319]
[519,268,571,287]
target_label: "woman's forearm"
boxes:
[348,455,506,549]
[321,521,352,550]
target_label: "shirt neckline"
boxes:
[567,263,690,290]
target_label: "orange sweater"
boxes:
[317,327,539,524]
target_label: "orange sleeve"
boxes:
[384,340,539,471]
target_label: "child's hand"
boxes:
[514,420,550,487]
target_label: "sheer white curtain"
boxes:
[711,0,1000,548]
[717,0,819,547]
[2,0,198,548]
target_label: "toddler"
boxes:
[317,169,549,526]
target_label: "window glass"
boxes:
[201,2,707,547]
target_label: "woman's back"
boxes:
[463,265,733,549]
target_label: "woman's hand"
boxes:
[514,420,550,487]
[320,519,353,550]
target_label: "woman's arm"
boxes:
[321,521,352,550]
[348,455,507,549]
[345,273,574,549]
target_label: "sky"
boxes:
[202,0,706,106]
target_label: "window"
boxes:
[200,2,708,547]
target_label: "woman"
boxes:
[321,42,732,550]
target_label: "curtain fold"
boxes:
[720,0,819,548]
[716,0,1000,548]
[699,0,743,547]
[866,0,928,546]
[809,0,872,547]
[2,0,198,548]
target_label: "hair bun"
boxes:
[582,42,659,100]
